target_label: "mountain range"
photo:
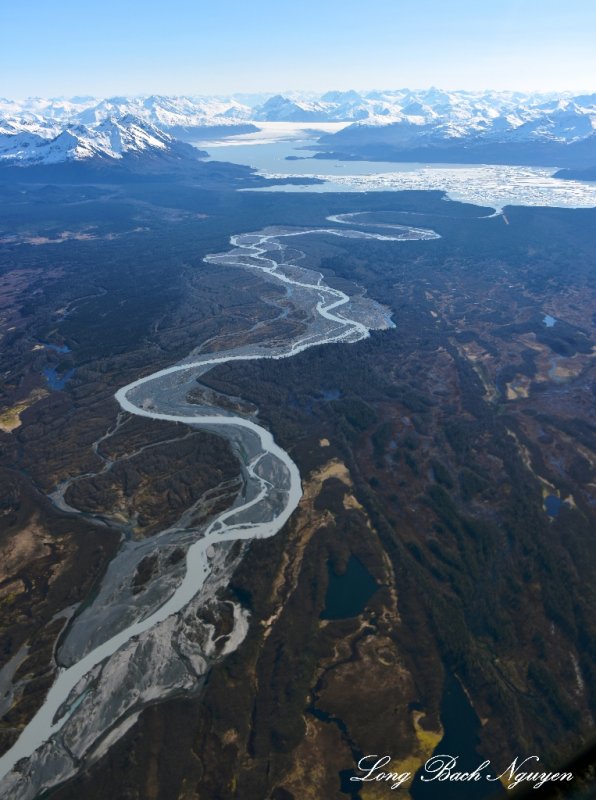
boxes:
[1,89,595,169]
[312,90,596,169]
[0,115,203,166]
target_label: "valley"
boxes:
[0,173,594,796]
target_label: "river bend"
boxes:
[0,215,439,797]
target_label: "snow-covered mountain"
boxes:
[248,89,596,162]
[0,95,257,139]
[1,90,595,168]
[248,88,589,129]
[252,93,369,122]
[308,90,596,166]
[315,90,595,143]
[0,115,202,166]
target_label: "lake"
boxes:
[202,135,596,211]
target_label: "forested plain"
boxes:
[0,173,594,799]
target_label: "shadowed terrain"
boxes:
[0,177,594,798]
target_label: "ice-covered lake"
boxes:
[201,129,596,212]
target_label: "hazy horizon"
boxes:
[3,86,593,104]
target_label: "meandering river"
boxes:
[0,215,439,797]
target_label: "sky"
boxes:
[2,0,595,98]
